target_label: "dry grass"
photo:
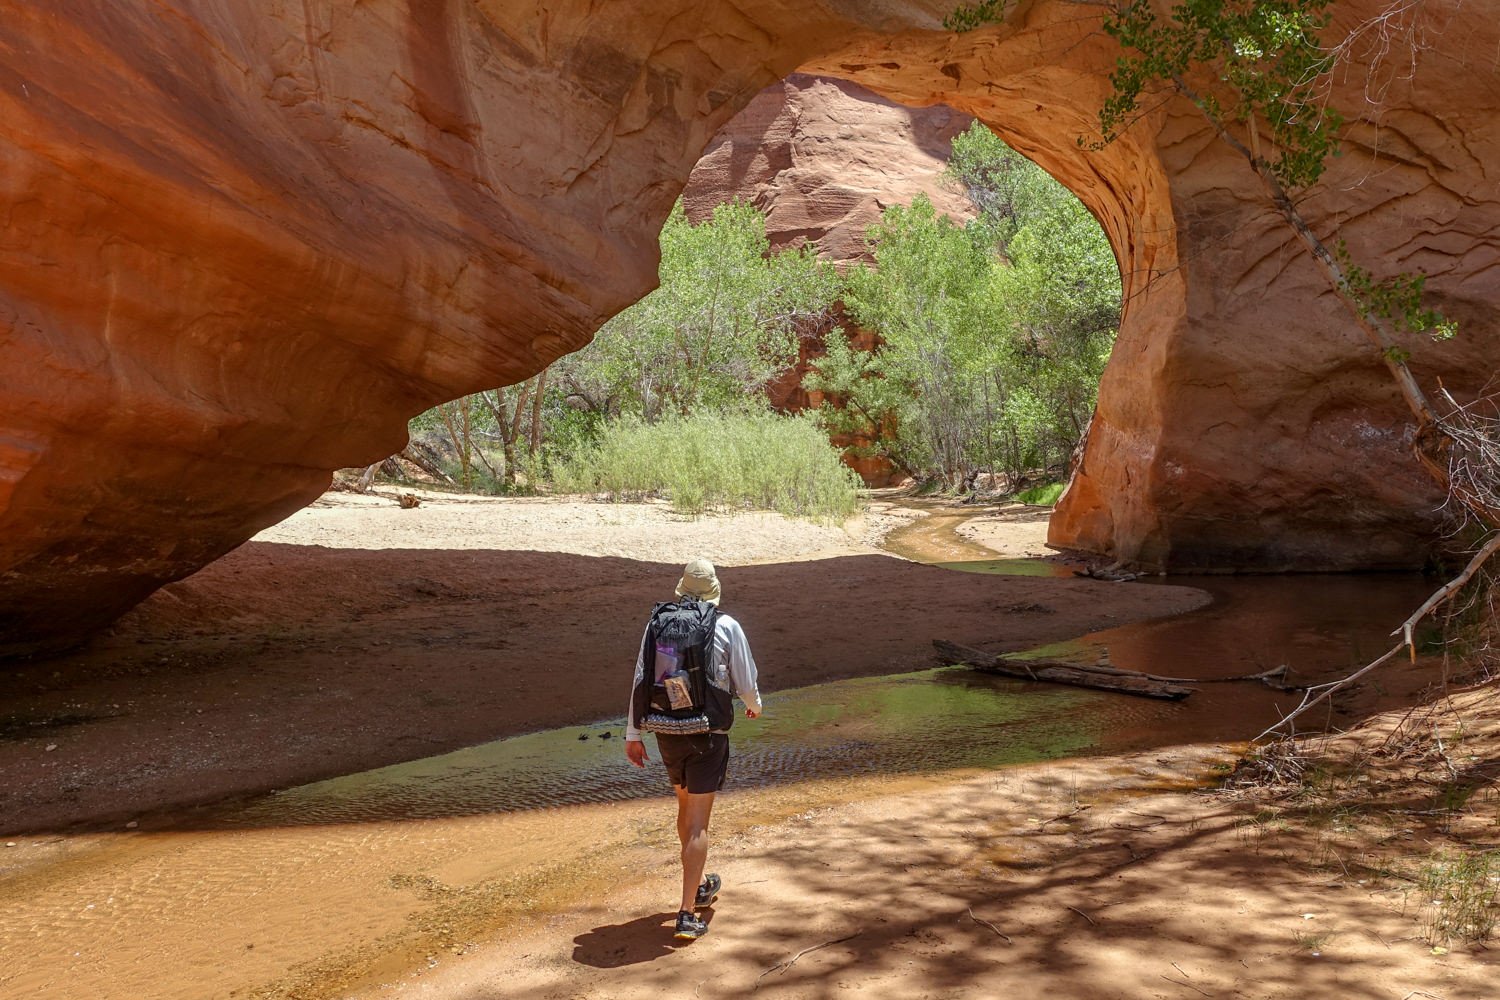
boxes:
[1220,683,1500,945]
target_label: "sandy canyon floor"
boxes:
[0,489,1495,999]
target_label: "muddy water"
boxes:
[884,503,1435,742]
[0,505,1437,1000]
[882,499,1071,575]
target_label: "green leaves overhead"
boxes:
[1097,0,1341,189]
[950,0,1342,189]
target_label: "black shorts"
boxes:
[656,732,730,793]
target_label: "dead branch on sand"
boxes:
[1039,804,1092,828]
[1065,905,1097,926]
[754,932,862,986]
[1160,973,1212,997]
[965,907,1013,943]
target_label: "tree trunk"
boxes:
[400,444,454,484]
[529,368,548,456]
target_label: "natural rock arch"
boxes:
[1,1,1496,654]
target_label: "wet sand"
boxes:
[361,687,1500,1000]
[2,491,1493,1000]
[0,492,1207,835]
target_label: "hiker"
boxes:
[624,557,762,940]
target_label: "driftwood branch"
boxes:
[1161,974,1212,998]
[1255,641,1406,741]
[1070,661,1289,686]
[1257,531,1499,740]
[965,907,1012,943]
[1393,532,1500,659]
[1066,905,1097,926]
[934,640,1193,700]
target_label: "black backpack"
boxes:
[631,598,730,735]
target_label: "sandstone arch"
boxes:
[1,1,1496,654]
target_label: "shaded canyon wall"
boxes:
[2,0,1498,653]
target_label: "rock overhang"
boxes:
[1,0,1496,654]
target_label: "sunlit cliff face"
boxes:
[1,0,1496,653]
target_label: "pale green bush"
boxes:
[556,411,861,522]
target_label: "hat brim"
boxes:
[676,577,721,606]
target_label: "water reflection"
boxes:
[987,570,1435,745]
[214,571,1434,830]
[215,669,1099,829]
[934,557,1072,578]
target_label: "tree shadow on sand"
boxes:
[499,753,1495,1000]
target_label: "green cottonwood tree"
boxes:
[552,200,842,422]
[810,126,1119,489]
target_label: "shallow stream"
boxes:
[0,502,1438,1000]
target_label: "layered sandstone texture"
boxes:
[683,73,975,262]
[2,1,1497,653]
[796,6,1500,571]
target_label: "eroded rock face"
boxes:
[683,73,975,261]
[2,1,1497,652]
[0,0,958,653]
[1041,3,1500,571]
[797,5,1500,571]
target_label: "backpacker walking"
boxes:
[624,557,762,940]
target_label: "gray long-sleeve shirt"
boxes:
[625,612,762,742]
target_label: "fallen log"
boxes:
[1059,660,1290,687]
[933,640,1195,700]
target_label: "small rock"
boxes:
[577,733,589,741]
[599,731,613,739]
[45,744,58,752]
[5,842,15,848]
[125,821,138,830]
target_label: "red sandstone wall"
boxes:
[2,1,1497,652]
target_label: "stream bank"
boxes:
[1,491,1489,999]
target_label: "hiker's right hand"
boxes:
[625,739,648,768]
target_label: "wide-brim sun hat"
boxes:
[676,557,721,606]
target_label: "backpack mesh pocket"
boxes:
[642,712,711,735]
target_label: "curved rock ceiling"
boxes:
[1,1,1496,653]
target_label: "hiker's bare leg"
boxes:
[674,784,716,912]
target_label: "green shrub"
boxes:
[1015,481,1065,506]
[556,411,861,522]
[1418,849,1500,945]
